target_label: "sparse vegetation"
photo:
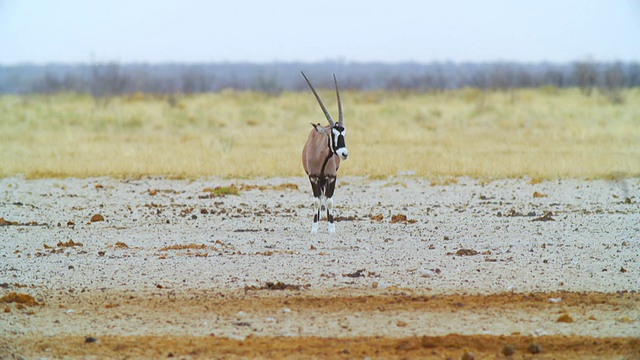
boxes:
[203,186,241,197]
[0,88,638,179]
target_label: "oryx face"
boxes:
[331,125,348,160]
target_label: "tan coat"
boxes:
[302,125,340,178]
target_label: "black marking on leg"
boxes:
[326,176,337,198]
[314,212,319,223]
[309,176,322,198]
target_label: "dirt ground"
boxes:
[1,176,639,359]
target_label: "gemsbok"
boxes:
[301,71,349,233]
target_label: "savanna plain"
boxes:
[1,89,639,359]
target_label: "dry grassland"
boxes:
[1,88,638,179]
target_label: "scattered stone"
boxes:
[343,269,366,278]
[391,214,407,223]
[90,214,105,222]
[227,334,246,341]
[527,343,543,354]
[420,268,442,277]
[557,313,574,323]
[0,217,17,226]
[532,211,555,222]
[533,191,548,198]
[232,321,251,327]
[370,214,384,222]
[396,320,407,327]
[455,249,479,256]
[502,345,515,356]
[244,281,308,291]
[57,239,83,247]
[461,351,476,360]
[85,336,98,343]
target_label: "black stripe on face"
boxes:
[332,126,346,151]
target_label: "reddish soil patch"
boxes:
[3,290,638,359]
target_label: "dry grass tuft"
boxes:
[1,89,638,179]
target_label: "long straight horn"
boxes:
[333,74,343,126]
[301,71,335,127]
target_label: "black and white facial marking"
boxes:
[331,125,348,160]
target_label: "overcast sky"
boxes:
[1,0,639,65]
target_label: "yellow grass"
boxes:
[1,88,638,179]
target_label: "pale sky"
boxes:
[1,0,639,64]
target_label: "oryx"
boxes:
[301,71,349,233]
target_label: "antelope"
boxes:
[301,71,349,233]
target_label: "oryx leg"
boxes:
[325,176,337,233]
[309,176,322,233]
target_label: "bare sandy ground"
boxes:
[1,176,638,359]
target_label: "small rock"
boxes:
[502,345,515,356]
[532,211,554,222]
[90,214,104,222]
[236,311,247,319]
[391,214,407,223]
[85,336,98,343]
[527,343,543,354]
[227,334,246,341]
[461,351,475,360]
[455,249,479,256]
[557,313,574,323]
[396,320,407,327]
[419,268,441,277]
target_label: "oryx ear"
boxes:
[311,123,327,133]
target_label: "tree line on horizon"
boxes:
[0,60,637,101]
